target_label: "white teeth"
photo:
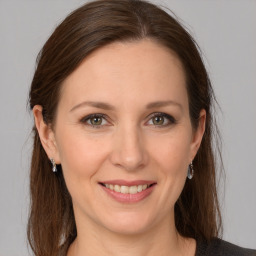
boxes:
[129,186,137,194]
[114,185,120,192]
[104,183,151,194]
[142,184,147,190]
[120,185,129,194]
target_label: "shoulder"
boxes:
[196,238,256,256]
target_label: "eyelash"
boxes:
[80,114,108,129]
[80,112,176,128]
[147,112,176,127]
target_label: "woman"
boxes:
[27,0,256,255]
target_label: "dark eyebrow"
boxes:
[146,100,183,110]
[70,100,182,112]
[70,101,115,112]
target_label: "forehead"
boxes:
[59,39,187,109]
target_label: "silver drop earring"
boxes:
[50,158,57,173]
[187,161,194,179]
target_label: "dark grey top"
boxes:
[60,237,256,255]
[196,238,256,256]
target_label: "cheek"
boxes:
[56,129,109,185]
[148,129,192,202]
[150,130,192,173]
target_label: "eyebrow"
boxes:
[70,101,115,112]
[146,100,182,110]
[70,100,182,112]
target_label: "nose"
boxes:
[109,124,148,171]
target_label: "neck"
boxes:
[67,213,195,256]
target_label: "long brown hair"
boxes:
[28,0,223,255]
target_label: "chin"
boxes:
[99,211,156,235]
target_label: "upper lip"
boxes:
[99,179,156,186]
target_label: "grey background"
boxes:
[0,0,255,255]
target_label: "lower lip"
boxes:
[100,184,156,203]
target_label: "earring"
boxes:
[187,161,194,179]
[50,158,57,173]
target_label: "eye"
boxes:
[81,114,108,127]
[147,113,176,127]
[90,116,103,126]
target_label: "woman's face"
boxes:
[39,39,205,235]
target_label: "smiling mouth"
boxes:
[99,183,156,194]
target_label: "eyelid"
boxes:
[80,112,176,128]
[80,113,110,127]
[146,112,176,126]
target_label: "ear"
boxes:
[33,105,61,164]
[189,109,206,161]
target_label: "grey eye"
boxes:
[147,113,176,127]
[152,116,165,125]
[89,116,103,126]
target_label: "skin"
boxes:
[34,39,206,256]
